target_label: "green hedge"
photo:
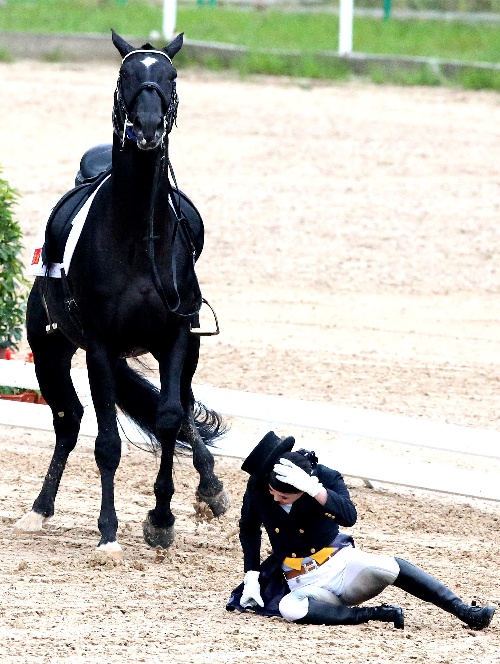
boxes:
[0,167,27,351]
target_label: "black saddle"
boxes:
[43,168,111,266]
[75,144,113,186]
[43,144,204,267]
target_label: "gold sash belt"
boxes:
[283,546,337,579]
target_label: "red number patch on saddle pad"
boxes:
[31,247,42,265]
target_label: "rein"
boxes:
[146,143,219,334]
[146,144,201,318]
[166,159,220,336]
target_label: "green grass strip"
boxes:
[1,2,500,63]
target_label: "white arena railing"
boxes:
[0,359,499,502]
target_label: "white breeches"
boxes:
[279,546,400,621]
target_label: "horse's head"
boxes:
[112,30,183,151]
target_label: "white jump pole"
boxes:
[162,0,177,41]
[338,0,353,56]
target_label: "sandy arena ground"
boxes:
[0,59,499,663]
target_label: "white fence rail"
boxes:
[1,360,499,502]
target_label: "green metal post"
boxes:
[383,0,391,21]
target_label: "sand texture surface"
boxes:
[0,60,499,662]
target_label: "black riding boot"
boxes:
[295,598,404,629]
[394,558,495,630]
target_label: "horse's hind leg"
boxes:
[179,335,230,517]
[181,407,230,517]
[14,288,83,533]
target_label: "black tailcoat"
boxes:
[227,464,357,616]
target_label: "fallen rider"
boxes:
[226,431,496,630]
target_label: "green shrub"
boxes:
[0,167,28,351]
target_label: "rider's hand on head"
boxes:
[273,458,322,497]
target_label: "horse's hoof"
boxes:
[13,511,49,534]
[142,514,175,549]
[196,488,231,517]
[96,541,124,560]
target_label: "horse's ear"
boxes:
[163,33,184,60]
[112,30,135,58]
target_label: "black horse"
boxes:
[14,31,229,558]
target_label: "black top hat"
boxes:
[241,431,295,478]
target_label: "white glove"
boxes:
[240,570,264,609]
[274,458,323,497]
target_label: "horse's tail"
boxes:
[115,359,160,452]
[114,359,227,452]
[179,399,228,447]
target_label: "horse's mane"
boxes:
[140,42,156,50]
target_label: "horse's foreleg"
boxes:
[86,342,123,558]
[142,441,177,549]
[180,335,230,517]
[14,289,82,534]
[143,330,187,549]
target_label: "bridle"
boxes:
[111,50,218,335]
[112,49,179,148]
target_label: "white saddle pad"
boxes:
[28,175,111,279]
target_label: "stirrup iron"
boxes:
[190,298,220,337]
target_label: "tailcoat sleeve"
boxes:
[317,465,357,527]
[239,477,263,572]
